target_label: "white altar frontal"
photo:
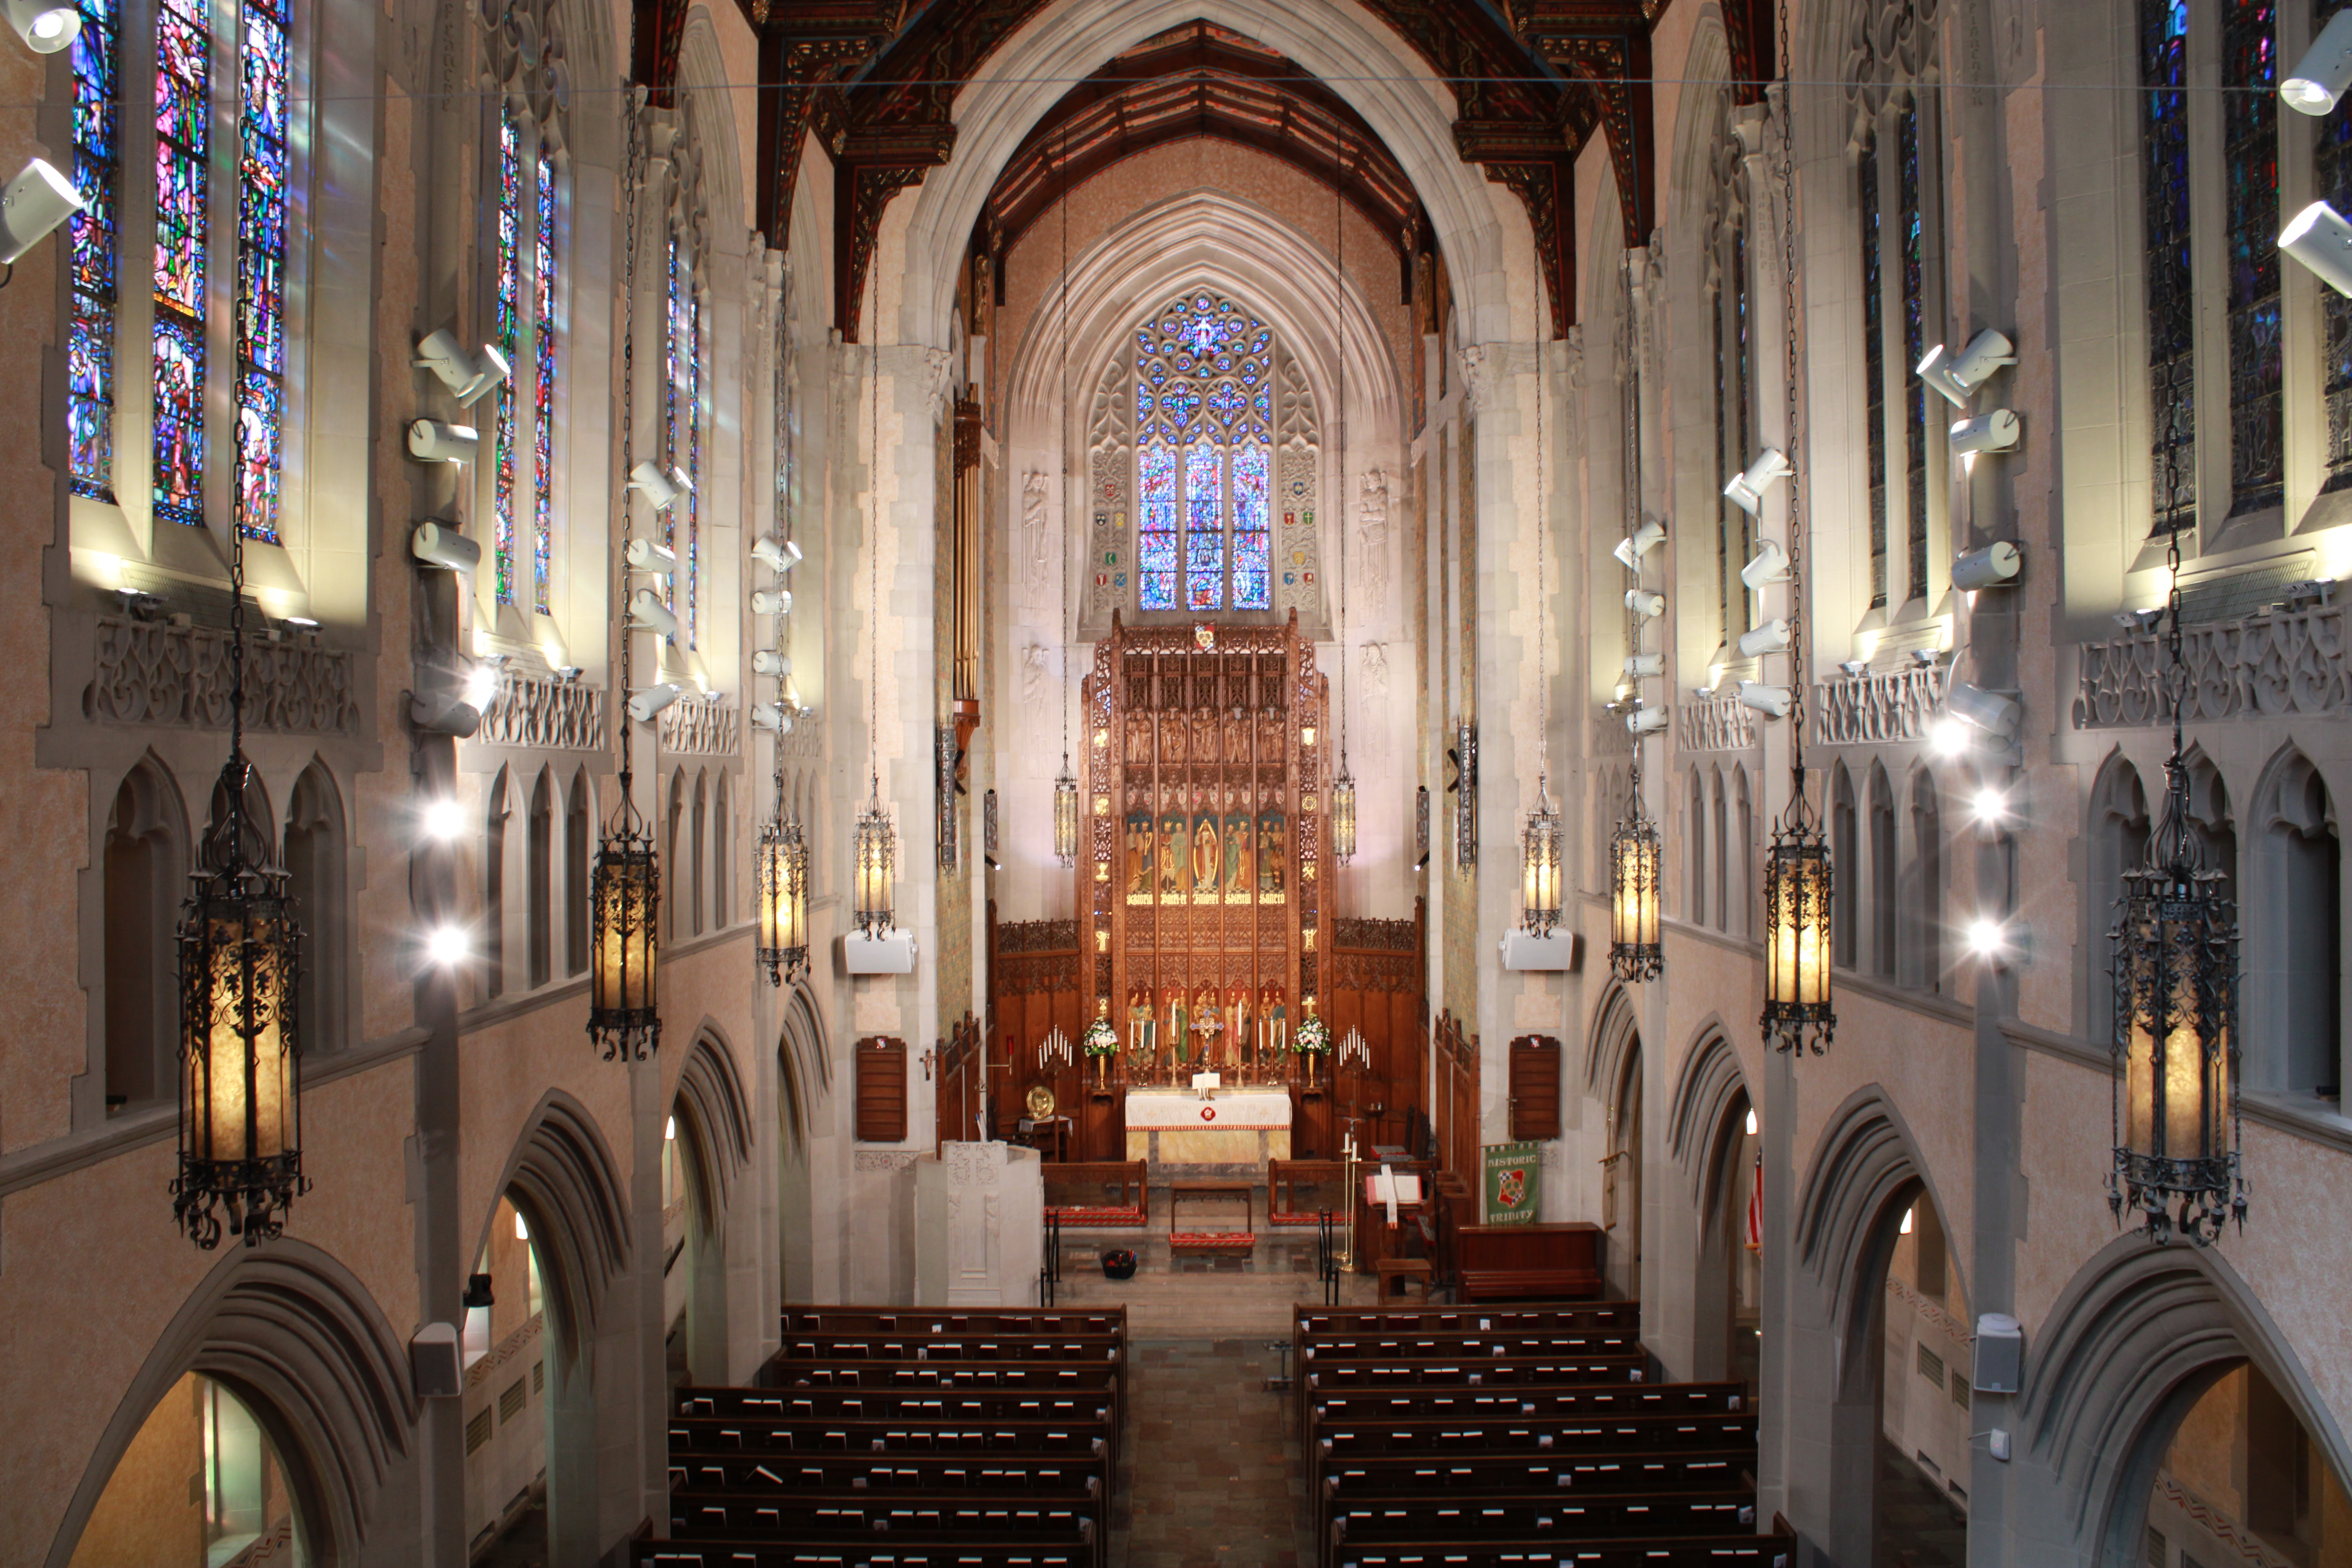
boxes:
[1125,1087,1291,1167]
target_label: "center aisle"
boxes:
[1116,1340,1311,1568]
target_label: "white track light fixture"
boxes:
[1738,620,1792,658]
[628,459,693,511]
[2281,201,2352,296]
[413,328,511,405]
[752,650,791,678]
[749,703,791,732]
[1613,520,1666,570]
[751,534,802,573]
[1625,705,1670,735]
[4,0,78,53]
[1722,448,1791,515]
[1740,539,1791,592]
[628,588,679,639]
[627,683,682,723]
[2285,8,2352,113]
[1916,330,2016,408]
[1951,409,2022,457]
[751,589,791,616]
[406,419,479,465]
[411,521,480,573]
[1626,588,1665,620]
[1952,541,2024,591]
[1945,681,2022,741]
[1737,682,1793,719]
[0,158,81,263]
[1624,652,1664,678]
[624,538,675,575]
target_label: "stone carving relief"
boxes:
[2074,604,2352,728]
[922,347,956,419]
[1276,451,1323,621]
[1022,642,1052,720]
[659,693,740,757]
[853,1150,919,1172]
[1676,691,1759,753]
[478,0,570,147]
[1085,354,1130,624]
[1022,470,1050,598]
[1812,665,1949,745]
[1361,642,1390,696]
[1457,345,1494,416]
[88,616,358,735]
[1355,469,1390,611]
[477,671,607,751]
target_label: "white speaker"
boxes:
[844,929,918,974]
[411,1322,462,1398]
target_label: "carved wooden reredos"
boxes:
[1082,610,1328,1020]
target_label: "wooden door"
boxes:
[1507,1035,1562,1141]
[855,1037,907,1143]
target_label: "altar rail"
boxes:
[1040,1161,1148,1227]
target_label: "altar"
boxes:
[1124,1087,1292,1168]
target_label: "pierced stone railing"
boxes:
[1676,693,1758,753]
[2074,602,2352,728]
[1812,665,1949,745]
[476,672,606,751]
[87,614,358,735]
[659,693,740,756]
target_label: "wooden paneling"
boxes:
[988,908,1087,1142]
[1508,1034,1562,1141]
[1433,1011,1478,1189]
[1329,902,1428,1148]
[933,1013,982,1151]
[855,1037,907,1143]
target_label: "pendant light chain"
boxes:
[1053,125,1078,868]
[618,114,637,797]
[1778,0,1807,802]
[1622,261,1640,802]
[1607,255,1661,982]
[1332,147,1358,867]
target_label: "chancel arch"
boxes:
[1664,1026,1758,1386]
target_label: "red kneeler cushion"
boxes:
[1043,1205,1145,1226]
[1169,1231,1256,1250]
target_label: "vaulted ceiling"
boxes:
[638,0,1777,341]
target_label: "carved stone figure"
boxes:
[1022,470,1050,597]
[1022,642,1051,719]
[1356,468,1390,609]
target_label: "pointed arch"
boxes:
[1793,1085,1955,1370]
[2020,1237,2352,1565]
[45,1242,419,1568]
[1584,980,1643,1100]
[102,752,192,1107]
[285,758,350,1053]
[2247,742,2343,1094]
[673,1025,755,1227]
[486,1089,632,1368]
[1667,1024,1750,1213]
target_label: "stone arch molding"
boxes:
[673,1024,756,1226]
[886,0,1537,352]
[488,1088,633,1368]
[1666,1025,1749,1214]
[2020,1237,2352,1564]
[1793,1084,1960,1376]
[1584,980,1643,1103]
[777,971,831,1149]
[48,1242,419,1568]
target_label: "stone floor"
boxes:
[1877,1439,1972,1567]
[1112,1338,1314,1568]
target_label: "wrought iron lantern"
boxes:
[756,814,808,983]
[1608,812,1663,981]
[1761,812,1834,1052]
[1332,759,1358,867]
[2109,761,2243,1244]
[174,759,305,1249]
[854,773,897,938]
[1053,752,1079,868]
[1519,776,1564,937]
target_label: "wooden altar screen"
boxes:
[985,912,1104,1154]
[1081,612,1327,1080]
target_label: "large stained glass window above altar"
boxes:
[1091,291,1322,628]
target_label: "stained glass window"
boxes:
[68,0,118,501]
[1899,103,1929,602]
[532,144,557,611]
[2223,0,2283,515]
[490,112,521,604]
[1860,141,1888,608]
[2140,0,2195,528]
[686,263,702,648]
[1138,443,1178,609]
[153,0,208,528]
[1232,442,1270,610]
[1711,205,1754,643]
[1732,227,1754,634]
[664,234,682,626]
[2321,4,2352,492]
[233,0,288,543]
[1131,292,1276,614]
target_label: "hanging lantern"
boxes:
[2110,762,2243,1243]
[1519,776,1564,938]
[1761,815,1834,1053]
[756,815,809,984]
[588,814,661,1060]
[174,758,305,1249]
[1609,811,1663,981]
[854,776,897,937]
[1332,759,1358,867]
[1053,753,1079,868]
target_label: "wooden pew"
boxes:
[666,1494,1101,1567]
[1331,1534,1796,1568]
[641,1546,1093,1568]
[1453,1223,1604,1301]
[681,1385,1110,1426]
[668,1416,1108,1461]
[1321,1449,1755,1497]
[1327,1490,1758,1548]
[1306,1354,1646,1392]
[1316,1412,1758,1459]
[1039,1160,1149,1226]
[1309,1381,1745,1426]
[1295,1304,1642,1335]
[775,1332,1121,1364]
[1303,1331,1644,1362]
[669,1452,1105,1495]
[780,1306,1126,1337]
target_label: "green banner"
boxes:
[1481,1142,1542,1226]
